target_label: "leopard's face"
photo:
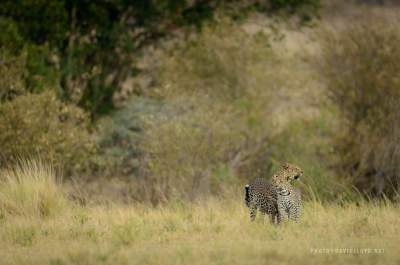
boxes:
[272,163,303,185]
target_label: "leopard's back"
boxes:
[245,178,278,219]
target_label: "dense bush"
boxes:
[0,0,222,117]
[0,17,24,53]
[0,52,26,101]
[0,91,97,177]
[269,0,320,11]
[269,114,353,201]
[320,15,400,198]
[0,0,320,118]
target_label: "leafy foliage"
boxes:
[269,0,319,10]
[0,0,320,118]
[0,51,26,101]
[0,0,221,117]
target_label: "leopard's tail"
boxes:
[244,184,251,207]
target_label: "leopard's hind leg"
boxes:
[249,202,257,221]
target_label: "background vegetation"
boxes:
[319,12,400,200]
[1,0,400,203]
[0,0,326,203]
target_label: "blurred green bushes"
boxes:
[0,0,217,117]
[0,91,97,176]
[269,113,353,202]
[0,0,320,118]
[134,22,280,203]
[320,14,400,199]
[0,0,338,204]
[0,52,26,101]
[2,0,400,204]
[0,47,99,178]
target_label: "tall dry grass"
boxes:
[0,198,398,265]
[0,159,68,218]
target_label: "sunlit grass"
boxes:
[0,198,398,265]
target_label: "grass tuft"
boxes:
[0,158,68,218]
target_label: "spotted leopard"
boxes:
[245,162,303,224]
[245,178,278,223]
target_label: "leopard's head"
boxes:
[272,162,303,184]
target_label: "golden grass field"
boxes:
[1,161,399,265]
[1,200,399,265]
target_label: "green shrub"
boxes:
[0,46,60,99]
[0,17,24,53]
[25,44,60,93]
[269,0,320,11]
[0,91,97,176]
[0,0,320,119]
[319,14,400,198]
[152,20,276,102]
[268,113,352,202]
[0,51,26,101]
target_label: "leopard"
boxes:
[245,178,278,224]
[244,162,303,224]
[272,163,303,223]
